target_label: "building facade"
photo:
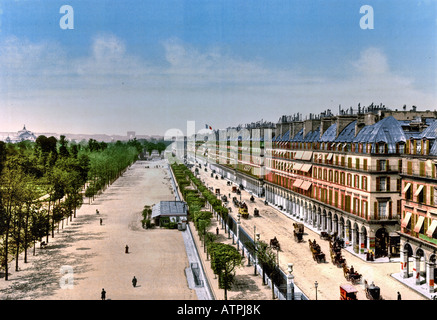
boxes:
[399,119,437,294]
[184,105,437,295]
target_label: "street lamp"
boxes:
[315,281,318,300]
[237,214,241,251]
[254,233,260,276]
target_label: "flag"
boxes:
[205,124,212,130]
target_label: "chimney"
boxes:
[303,119,321,138]
[320,117,334,139]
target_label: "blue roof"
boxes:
[320,123,337,142]
[353,116,406,153]
[291,128,304,142]
[335,121,357,143]
[303,126,320,142]
[420,120,437,139]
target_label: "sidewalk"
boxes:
[268,202,436,300]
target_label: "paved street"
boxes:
[196,165,427,300]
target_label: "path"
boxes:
[0,160,196,300]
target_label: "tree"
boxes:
[0,156,27,280]
[209,242,243,300]
[257,240,279,299]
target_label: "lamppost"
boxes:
[237,214,241,251]
[254,233,260,276]
[315,281,318,300]
[287,263,295,300]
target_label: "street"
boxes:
[196,165,427,300]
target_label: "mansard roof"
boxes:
[335,121,357,143]
[303,126,320,142]
[320,123,337,142]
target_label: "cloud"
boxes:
[352,47,389,75]
[0,35,435,135]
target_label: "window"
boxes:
[378,201,388,219]
[380,178,386,191]
[355,158,360,170]
[378,160,387,171]
[363,159,368,171]
[362,176,367,191]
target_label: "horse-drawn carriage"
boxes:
[293,223,304,243]
[340,284,358,300]
[238,202,249,219]
[215,188,220,195]
[221,194,228,203]
[329,238,346,267]
[320,231,332,241]
[232,186,238,193]
[343,264,362,285]
[308,239,326,263]
[270,236,281,251]
[364,280,383,300]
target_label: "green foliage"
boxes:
[0,136,141,277]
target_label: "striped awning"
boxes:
[414,185,424,196]
[293,179,304,188]
[300,181,312,191]
[426,220,437,238]
[301,164,312,172]
[414,216,425,233]
[401,212,412,228]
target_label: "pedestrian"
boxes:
[132,276,137,287]
[125,245,129,253]
[397,292,401,300]
[101,288,106,300]
[216,227,219,235]
[96,209,99,214]
[100,218,103,225]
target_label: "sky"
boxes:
[0,0,436,136]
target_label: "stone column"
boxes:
[287,263,295,300]
[426,261,435,293]
[414,255,421,285]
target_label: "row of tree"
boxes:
[171,163,281,300]
[0,136,158,280]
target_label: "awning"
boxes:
[300,181,312,191]
[403,183,411,193]
[401,212,412,228]
[326,153,333,160]
[302,151,313,161]
[293,163,303,171]
[426,220,437,238]
[293,179,304,188]
[294,151,303,160]
[414,185,424,197]
[414,216,425,233]
[301,164,312,172]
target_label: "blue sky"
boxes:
[0,0,436,135]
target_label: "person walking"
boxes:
[132,276,137,288]
[100,218,103,225]
[125,245,129,253]
[397,292,402,300]
[101,288,106,300]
